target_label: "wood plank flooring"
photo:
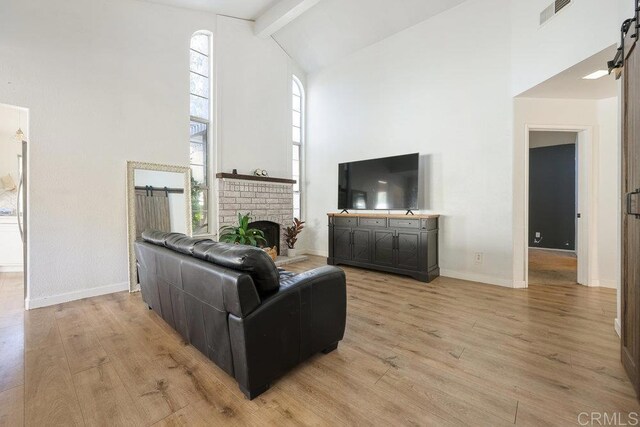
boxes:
[529,248,578,286]
[0,257,637,426]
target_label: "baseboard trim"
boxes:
[513,280,527,289]
[615,318,621,338]
[25,281,129,309]
[595,279,617,289]
[303,249,328,257]
[440,269,514,288]
[0,264,23,273]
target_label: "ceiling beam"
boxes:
[254,0,321,39]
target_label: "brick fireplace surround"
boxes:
[216,177,294,256]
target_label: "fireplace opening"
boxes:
[249,221,280,255]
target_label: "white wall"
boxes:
[216,16,292,179]
[511,0,622,96]
[0,0,297,307]
[305,0,515,286]
[513,97,619,289]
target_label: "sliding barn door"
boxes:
[621,15,640,396]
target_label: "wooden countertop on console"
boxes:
[327,212,439,219]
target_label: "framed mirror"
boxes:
[126,161,192,292]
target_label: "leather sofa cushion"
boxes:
[141,230,177,246]
[165,234,213,255]
[193,241,280,297]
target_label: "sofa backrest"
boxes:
[192,241,280,297]
[135,239,263,376]
[140,230,281,297]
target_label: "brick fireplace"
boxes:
[216,175,294,256]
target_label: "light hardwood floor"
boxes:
[0,257,637,426]
[529,248,578,286]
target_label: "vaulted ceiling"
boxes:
[517,45,618,100]
[140,0,469,74]
[138,0,278,20]
[272,0,468,73]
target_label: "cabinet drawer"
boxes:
[389,218,420,229]
[421,218,438,230]
[333,217,357,227]
[359,218,387,228]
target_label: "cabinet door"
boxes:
[352,229,371,262]
[373,230,395,267]
[333,227,352,260]
[397,231,420,271]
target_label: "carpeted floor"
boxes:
[528,248,578,285]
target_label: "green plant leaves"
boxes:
[218,213,266,247]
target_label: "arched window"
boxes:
[189,32,212,235]
[292,76,304,220]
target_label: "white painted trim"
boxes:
[615,318,621,337]
[521,125,596,288]
[594,279,617,289]
[440,269,514,288]
[0,264,23,272]
[513,280,527,289]
[303,248,328,257]
[25,281,128,310]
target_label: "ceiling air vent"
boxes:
[540,0,572,25]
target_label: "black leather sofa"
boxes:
[134,230,347,399]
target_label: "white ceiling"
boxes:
[138,0,277,20]
[518,45,618,100]
[272,0,468,73]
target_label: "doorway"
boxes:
[523,125,593,287]
[0,103,28,310]
[528,131,579,285]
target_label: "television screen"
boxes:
[338,153,420,210]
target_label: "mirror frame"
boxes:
[126,161,193,292]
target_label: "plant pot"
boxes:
[287,248,298,258]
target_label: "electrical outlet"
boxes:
[474,252,483,264]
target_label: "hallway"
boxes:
[529,248,578,286]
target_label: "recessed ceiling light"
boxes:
[582,70,608,80]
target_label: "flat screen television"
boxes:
[338,153,420,210]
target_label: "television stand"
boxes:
[405,210,415,215]
[339,209,349,214]
[327,212,440,282]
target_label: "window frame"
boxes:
[189,31,213,236]
[292,75,305,221]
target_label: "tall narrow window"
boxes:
[190,32,211,235]
[292,76,304,220]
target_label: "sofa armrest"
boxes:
[228,265,346,399]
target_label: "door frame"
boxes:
[523,124,596,287]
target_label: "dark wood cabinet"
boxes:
[327,213,439,282]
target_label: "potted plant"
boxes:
[284,218,305,257]
[219,213,267,247]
